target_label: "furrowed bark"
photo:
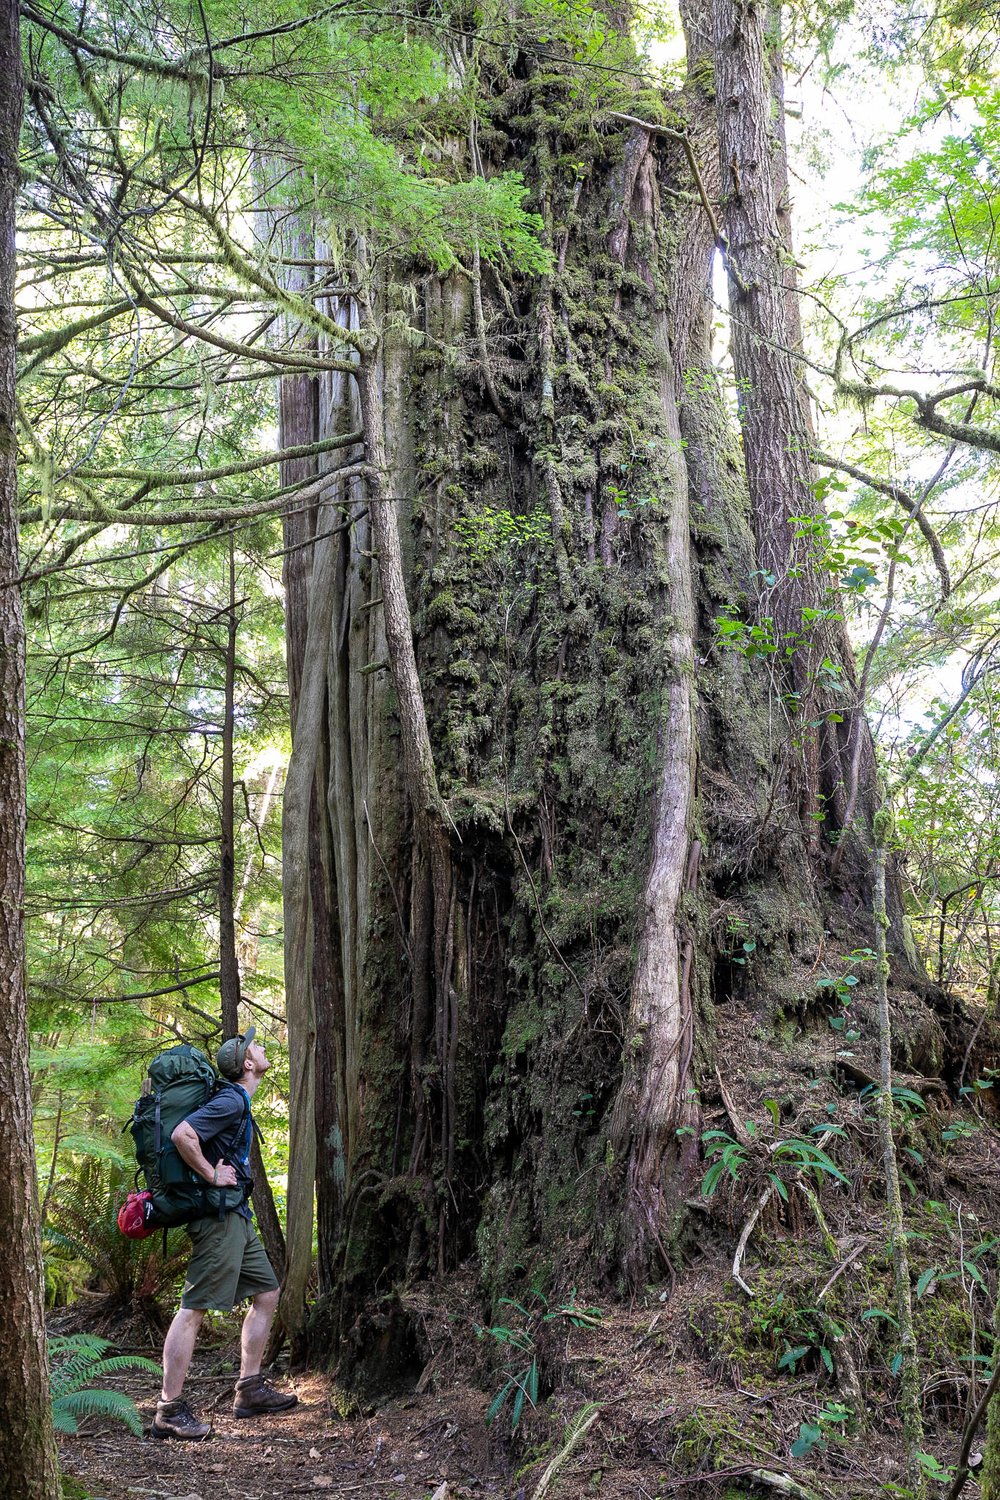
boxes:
[713,0,821,644]
[356,348,458,1239]
[0,0,61,1488]
[277,254,358,1332]
[280,506,336,1341]
[714,0,850,833]
[219,540,241,1029]
[217,539,286,1281]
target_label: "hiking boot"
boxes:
[233,1373,299,1418]
[151,1398,212,1440]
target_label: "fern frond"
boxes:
[58,1354,160,1391]
[52,1389,143,1436]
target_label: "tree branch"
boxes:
[812,449,951,598]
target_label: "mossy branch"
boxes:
[67,431,363,490]
[18,462,370,529]
[175,193,369,354]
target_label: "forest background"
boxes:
[4,0,1000,1496]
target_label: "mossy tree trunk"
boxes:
[276,0,969,1348]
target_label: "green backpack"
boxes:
[127,1044,250,1226]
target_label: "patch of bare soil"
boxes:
[61,1361,504,1500]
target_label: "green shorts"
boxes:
[181,1213,279,1311]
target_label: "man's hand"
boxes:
[214,1162,238,1188]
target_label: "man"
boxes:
[152,1026,298,1440]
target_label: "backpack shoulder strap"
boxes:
[211,1080,251,1160]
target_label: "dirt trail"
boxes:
[61,1362,506,1500]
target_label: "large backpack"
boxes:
[124,1043,251,1229]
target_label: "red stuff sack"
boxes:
[117,1189,155,1239]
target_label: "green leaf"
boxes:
[52,1388,143,1436]
[790,1423,824,1458]
[915,1267,937,1298]
[487,1379,514,1424]
[701,1161,727,1197]
[862,1307,898,1326]
[966,1261,987,1292]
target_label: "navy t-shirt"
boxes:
[184,1083,253,1220]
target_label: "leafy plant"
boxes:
[700,1127,848,1202]
[859,1084,927,1117]
[49,1334,160,1436]
[486,1344,539,1431]
[941,1119,980,1143]
[700,1130,750,1196]
[761,1295,844,1380]
[816,970,859,1005]
[916,1451,953,1484]
[477,1288,603,1431]
[790,1400,853,1458]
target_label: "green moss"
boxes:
[687,55,716,98]
[360,49,753,1298]
[672,1408,749,1473]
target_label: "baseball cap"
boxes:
[216,1025,256,1080]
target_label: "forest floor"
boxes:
[59,1357,501,1500]
[55,1250,987,1500]
[57,1007,1000,1500]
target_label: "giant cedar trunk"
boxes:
[0,0,61,1491]
[278,0,966,1339]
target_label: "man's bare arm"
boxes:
[171,1121,238,1186]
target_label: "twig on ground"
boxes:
[817,1236,871,1303]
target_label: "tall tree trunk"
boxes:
[276,0,966,1354]
[278,284,360,1340]
[607,125,700,1281]
[217,541,286,1281]
[219,539,241,1027]
[712,0,919,951]
[714,0,842,828]
[0,1,61,1489]
[712,0,887,878]
[280,509,335,1341]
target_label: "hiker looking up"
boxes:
[153,1026,298,1440]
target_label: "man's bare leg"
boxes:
[161,1307,206,1401]
[240,1288,279,1378]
